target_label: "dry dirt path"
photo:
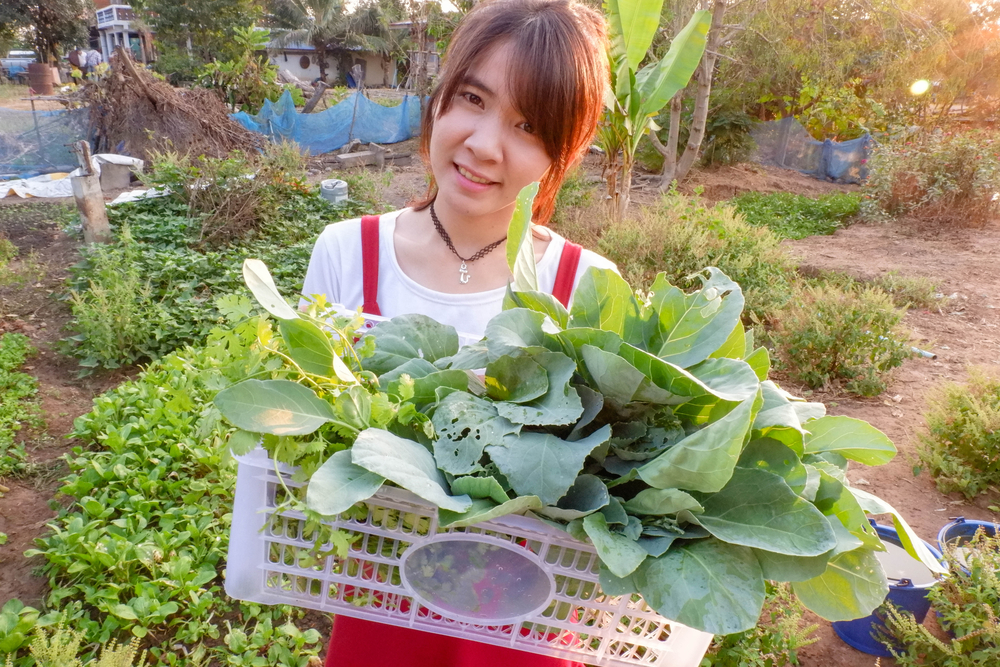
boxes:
[784,219,1000,666]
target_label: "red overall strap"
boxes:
[360,215,382,316]
[552,240,583,307]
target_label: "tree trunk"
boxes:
[673,0,727,183]
[653,91,684,190]
[317,45,328,82]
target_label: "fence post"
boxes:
[70,141,112,244]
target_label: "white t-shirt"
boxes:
[300,208,618,338]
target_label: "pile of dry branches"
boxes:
[85,48,264,161]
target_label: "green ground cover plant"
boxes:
[769,282,910,396]
[871,271,941,311]
[0,332,42,477]
[10,305,325,666]
[556,192,796,323]
[920,370,1000,498]
[62,151,394,372]
[882,530,1000,666]
[861,130,1000,226]
[731,192,861,240]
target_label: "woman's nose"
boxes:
[464,113,504,163]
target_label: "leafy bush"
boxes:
[882,530,1000,666]
[920,370,1000,498]
[770,283,910,396]
[25,310,325,665]
[556,192,796,323]
[700,107,757,167]
[861,130,1000,226]
[872,270,940,310]
[732,192,861,240]
[0,333,42,477]
[196,26,282,113]
[704,582,817,667]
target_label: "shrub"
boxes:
[732,192,861,240]
[556,192,797,323]
[872,270,940,310]
[861,130,1000,226]
[770,282,910,396]
[920,369,1000,498]
[63,226,162,371]
[882,530,1000,666]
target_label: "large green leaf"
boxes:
[639,393,757,492]
[449,475,509,505]
[483,309,552,360]
[486,425,611,505]
[569,268,640,339]
[709,320,746,360]
[503,288,569,328]
[306,450,385,516]
[803,416,896,465]
[351,429,472,512]
[505,182,540,293]
[214,379,336,436]
[694,468,837,557]
[439,495,542,528]
[431,392,519,475]
[752,381,807,443]
[687,358,760,402]
[580,345,673,405]
[279,318,346,380]
[792,548,889,621]
[634,10,712,128]
[583,512,648,578]
[618,344,712,399]
[606,0,665,72]
[623,488,702,517]
[737,437,808,494]
[753,549,831,583]
[485,355,549,403]
[537,474,610,520]
[243,258,298,320]
[635,538,766,635]
[362,314,460,375]
[651,268,746,368]
[495,351,583,425]
[850,488,948,575]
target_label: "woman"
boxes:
[301,0,614,664]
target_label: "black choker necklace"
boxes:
[430,202,507,284]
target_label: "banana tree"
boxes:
[599,0,710,217]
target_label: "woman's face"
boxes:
[428,42,553,221]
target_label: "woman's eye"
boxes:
[461,92,483,106]
[519,121,535,134]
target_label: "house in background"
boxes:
[93,0,153,63]
[266,39,396,88]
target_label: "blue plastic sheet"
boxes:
[750,117,871,184]
[232,90,422,155]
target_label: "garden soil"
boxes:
[2,162,998,666]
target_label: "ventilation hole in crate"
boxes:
[345,558,360,578]
[560,548,580,568]
[265,571,281,589]
[267,542,281,564]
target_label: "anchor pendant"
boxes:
[459,262,470,284]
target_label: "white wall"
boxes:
[270,50,324,82]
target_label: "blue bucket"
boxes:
[937,516,998,555]
[832,523,942,657]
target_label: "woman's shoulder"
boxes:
[314,209,404,249]
[544,227,618,273]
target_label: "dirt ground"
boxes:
[2,158,998,665]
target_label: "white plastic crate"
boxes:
[226,448,714,667]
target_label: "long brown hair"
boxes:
[412,0,608,225]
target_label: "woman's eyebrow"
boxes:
[461,76,494,97]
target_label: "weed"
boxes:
[881,530,1000,666]
[920,369,1000,498]
[62,226,162,371]
[334,167,396,215]
[770,282,910,396]
[861,130,1000,226]
[557,191,796,323]
[732,191,861,240]
[0,332,42,477]
[872,271,940,310]
[552,166,597,225]
[703,582,818,666]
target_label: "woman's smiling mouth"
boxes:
[456,164,497,185]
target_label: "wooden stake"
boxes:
[71,141,112,244]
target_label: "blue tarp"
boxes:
[232,90,422,155]
[750,117,872,184]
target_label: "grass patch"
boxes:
[0,84,31,102]
[0,332,42,477]
[731,191,861,240]
[920,369,1000,498]
[556,192,796,323]
[872,270,940,310]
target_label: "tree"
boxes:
[0,0,89,64]
[598,0,710,217]
[132,0,262,63]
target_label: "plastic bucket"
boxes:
[937,516,998,555]
[832,523,942,657]
[320,179,348,204]
[27,62,53,95]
